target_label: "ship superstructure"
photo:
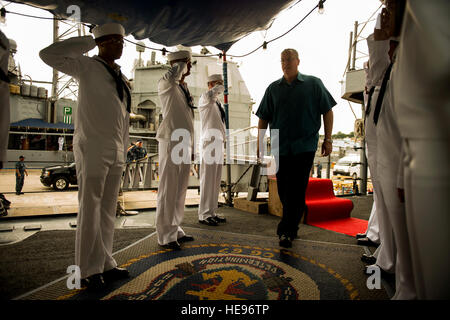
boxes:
[5,42,254,169]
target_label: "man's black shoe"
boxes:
[279,235,293,248]
[178,235,195,243]
[102,267,129,282]
[199,217,219,226]
[357,237,379,247]
[212,216,226,223]
[160,241,181,250]
[81,274,106,291]
[361,253,377,264]
[356,233,367,239]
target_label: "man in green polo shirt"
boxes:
[256,48,335,248]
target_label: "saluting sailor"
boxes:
[40,23,131,290]
[358,21,396,273]
[156,50,196,250]
[358,65,380,250]
[368,0,417,300]
[198,74,227,226]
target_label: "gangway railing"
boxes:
[121,157,153,191]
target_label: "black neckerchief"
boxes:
[373,62,393,125]
[96,58,131,113]
[178,83,196,110]
[216,101,226,124]
[365,86,376,117]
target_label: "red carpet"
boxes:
[306,178,367,237]
[304,178,368,237]
[268,177,368,237]
[307,218,368,237]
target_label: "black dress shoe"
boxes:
[178,235,195,243]
[81,274,106,291]
[212,215,226,223]
[357,237,379,247]
[199,217,219,226]
[356,233,367,239]
[103,267,129,282]
[279,235,293,248]
[160,241,181,250]
[361,253,377,264]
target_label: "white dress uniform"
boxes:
[39,26,130,279]
[362,62,380,244]
[156,51,194,246]
[198,81,226,221]
[376,48,417,299]
[0,30,10,168]
[365,34,396,272]
[392,0,450,299]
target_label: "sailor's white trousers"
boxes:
[156,139,189,245]
[198,140,223,221]
[74,144,124,279]
[402,138,449,299]
[365,93,396,272]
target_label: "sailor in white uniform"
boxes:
[392,0,449,299]
[156,50,195,250]
[198,74,227,226]
[375,39,416,299]
[357,63,381,249]
[370,1,417,300]
[40,23,131,290]
[0,30,10,170]
[361,31,396,273]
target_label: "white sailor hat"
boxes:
[207,74,223,83]
[92,23,125,39]
[167,50,191,62]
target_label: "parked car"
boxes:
[333,155,370,179]
[40,163,77,191]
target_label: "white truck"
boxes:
[333,155,370,179]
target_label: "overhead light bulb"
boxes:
[318,0,325,14]
[0,7,6,25]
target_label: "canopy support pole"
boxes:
[222,50,232,206]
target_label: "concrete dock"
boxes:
[0,169,201,218]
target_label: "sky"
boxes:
[0,0,383,134]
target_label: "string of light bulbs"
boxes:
[1,0,326,59]
[227,0,325,58]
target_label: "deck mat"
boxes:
[19,227,388,301]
